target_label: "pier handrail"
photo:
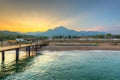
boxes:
[0,41,49,52]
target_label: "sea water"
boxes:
[1,50,120,80]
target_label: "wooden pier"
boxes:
[0,41,49,61]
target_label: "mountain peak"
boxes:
[54,26,68,30]
[25,26,107,37]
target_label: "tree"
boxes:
[16,35,23,38]
[39,36,48,40]
[105,33,112,38]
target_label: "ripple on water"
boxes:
[3,50,120,80]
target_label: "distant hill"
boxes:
[26,26,107,37]
[0,31,21,36]
[0,27,107,37]
[0,31,36,40]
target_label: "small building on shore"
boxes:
[16,38,24,42]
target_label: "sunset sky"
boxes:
[0,0,120,34]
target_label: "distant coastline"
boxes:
[40,40,120,51]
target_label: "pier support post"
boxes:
[32,46,34,49]
[40,45,41,48]
[28,46,31,56]
[41,45,42,48]
[26,47,28,52]
[2,51,5,61]
[35,45,37,51]
[16,48,19,61]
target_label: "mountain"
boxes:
[25,26,107,37]
[0,31,21,36]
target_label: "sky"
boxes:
[0,0,120,34]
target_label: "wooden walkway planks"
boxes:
[0,42,48,52]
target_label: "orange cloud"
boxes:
[0,16,54,32]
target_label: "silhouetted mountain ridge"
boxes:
[26,26,107,37]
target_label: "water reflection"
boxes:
[0,49,41,79]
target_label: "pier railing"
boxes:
[0,41,49,61]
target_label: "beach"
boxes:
[40,42,120,51]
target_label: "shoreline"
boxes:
[39,43,120,51]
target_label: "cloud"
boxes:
[103,26,120,34]
[74,25,120,34]
[70,26,104,31]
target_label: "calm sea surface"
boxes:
[0,50,120,80]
